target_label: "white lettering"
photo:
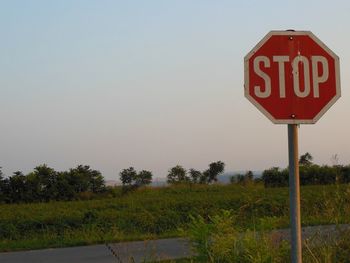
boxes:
[292,56,310,98]
[252,55,326,99]
[273,56,289,98]
[253,56,271,98]
[312,56,328,98]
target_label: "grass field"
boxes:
[1,183,350,252]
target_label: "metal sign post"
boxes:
[244,30,341,263]
[288,124,302,263]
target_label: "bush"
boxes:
[262,164,350,188]
[185,210,289,262]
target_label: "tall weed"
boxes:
[185,210,289,263]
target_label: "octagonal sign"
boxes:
[244,31,341,124]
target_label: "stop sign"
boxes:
[244,31,340,124]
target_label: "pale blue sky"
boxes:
[1,1,350,179]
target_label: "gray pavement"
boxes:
[0,244,116,263]
[0,238,193,263]
[108,238,193,262]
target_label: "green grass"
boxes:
[1,183,350,252]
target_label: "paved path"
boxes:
[0,238,193,263]
[0,224,349,263]
[0,244,116,263]
[108,238,193,262]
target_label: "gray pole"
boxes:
[288,124,302,263]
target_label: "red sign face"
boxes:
[244,31,340,124]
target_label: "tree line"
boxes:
[2,154,350,203]
[0,165,105,203]
[257,153,350,187]
[119,161,225,190]
[0,161,225,203]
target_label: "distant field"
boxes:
[1,184,350,252]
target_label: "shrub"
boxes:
[185,210,289,263]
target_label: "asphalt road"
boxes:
[0,244,116,263]
[0,238,193,263]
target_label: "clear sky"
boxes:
[1,0,350,180]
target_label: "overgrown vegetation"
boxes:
[184,210,290,262]
[1,183,350,252]
[181,209,350,263]
[1,153,350,258]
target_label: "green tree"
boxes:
[88,169,105,193]
[262,167,288,187]
[167,165,188,184]
[135,170,153,186]
[8,171,27,203]
[55,171,76,200]
[340,165,350,183]
[68,165,105,194]
[299,152,313,166]
[120,167,137,186]
[189,169,202,183]
[202,161,225,183]
[0,168,6,202]
[33,165,58,201]
[119,167,153,191]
